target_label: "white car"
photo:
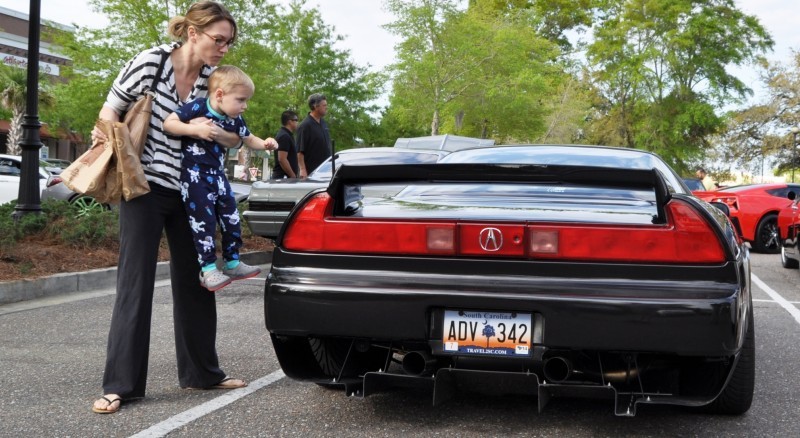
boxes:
[0,154,51,205]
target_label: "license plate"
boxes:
[442,310,532,356]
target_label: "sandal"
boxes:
[186,376,248,390]
[211,377,247,389]
[92,395,122,414]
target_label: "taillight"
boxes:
[282,195,726,264]
[46,176,63,187]
[526,200,726,263]
[283,193,457,254]
[708,195,738,212]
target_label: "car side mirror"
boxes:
[709,202,730,217]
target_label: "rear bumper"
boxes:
[266,251,749,358]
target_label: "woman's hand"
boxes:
[93,105,120,144]
[193,119,217,141]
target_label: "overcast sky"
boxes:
[1,0,798,108]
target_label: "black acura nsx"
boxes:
[264,145,753,416]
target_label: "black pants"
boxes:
[102,184,225,398]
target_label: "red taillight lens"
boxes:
[708,195,738,212]
[282,193,456,255]
[282,196,727,264]
[527,201,725,263]
[46,176,63,188]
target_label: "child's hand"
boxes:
[194,119,216,141]
[264,137,278,150]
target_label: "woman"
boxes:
[92,1,246,414]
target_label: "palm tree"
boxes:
[0,65,55,155]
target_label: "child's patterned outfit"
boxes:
[176,97,250,269]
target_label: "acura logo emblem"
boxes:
[479,228,503,251]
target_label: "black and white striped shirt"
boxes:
[105,43,213,191]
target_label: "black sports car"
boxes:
[264,145,753,416]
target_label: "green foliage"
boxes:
[720,52,800,178]
[47,0,379,150]
[0,64,57,154]
[385,0,574,141]
[585,0,773,171]
[0,201,47,252]
[0,200,119,255]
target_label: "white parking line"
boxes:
[751,274,800,326]
[754,299,800,304]
[129,370,286,438]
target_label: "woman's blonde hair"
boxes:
[168,1,237,44]
[208,65,255,95]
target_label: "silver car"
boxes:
[42,174,251,216]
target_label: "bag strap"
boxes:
[145,49,169,94]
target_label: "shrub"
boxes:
[0,199,120,254]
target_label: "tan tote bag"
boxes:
[60,120,118,203]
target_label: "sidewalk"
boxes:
[0,251,272,306]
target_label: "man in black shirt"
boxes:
[297,93,331,178]
[272,110,299,178]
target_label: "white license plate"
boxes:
[442,310,532,356]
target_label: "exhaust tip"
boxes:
[543,356,572,383]
[402,350,437,376]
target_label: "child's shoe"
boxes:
[200,269,231,292]
[222,261,261,281]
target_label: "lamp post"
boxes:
[792,127,800,183]
[11,0,43,221]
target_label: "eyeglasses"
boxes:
[291,119,299,122]
[202,31,235,48]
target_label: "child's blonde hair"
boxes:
[208,65,255,95]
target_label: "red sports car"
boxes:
[687,183,742,242]
[708,183,800,253]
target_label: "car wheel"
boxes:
[753,214,780,253]
[697,308,755,415]
[781,245,799,269]
[309,337,386,379]
[71,196,107,217]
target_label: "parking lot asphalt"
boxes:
[0,251,272,306]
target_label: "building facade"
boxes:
[0,6,83,161]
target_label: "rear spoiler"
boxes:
[327,163,671,222]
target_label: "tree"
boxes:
[385,0,572,141]
[482,324,495,348]
[384,0,468,136]
[720,52,800,180]
[0,65,56,155]
[257,0,385,149]
[586,0,773,172]
[48,0,380,151]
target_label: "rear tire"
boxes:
[309,337,386,378]
[781,245,799,269]
[698,308,755,415]
[753,214,779,253]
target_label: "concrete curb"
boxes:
[0,251,272,306]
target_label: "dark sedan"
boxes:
[265,144,753,416]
